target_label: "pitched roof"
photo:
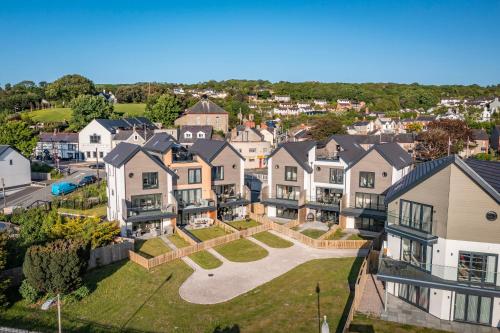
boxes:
[464,159,500,194]
[185,99,227,115]
[189,139,244,164]
[470,129,489,141]
[372,143,413,170]
[39,132,79,143]
[385,155,499,204]
[269,141,316,173]
[95,117,155,133]
[112,129,155,141]
[179,125,213,144]
[143,132,177,153]
[0,145,11,157]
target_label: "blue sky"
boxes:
[1,0,499,85]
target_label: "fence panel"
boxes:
[317,224,339,240]
[175,228,197,245]
[214,219,239,233]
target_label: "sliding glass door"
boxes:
[454,293,492,325]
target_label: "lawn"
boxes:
[167,234,222,269]
[225,219,260,230]
[58,205,107,217]
[214,238,268,262]
[252,231,293,248]
[25,103,146,122]
[326,228,345,240]
[0,257,362,332]
[187,226,230,241]
[300,228,327,239]
[134,238,171,258]
[347,234,372,241]
[349,314,447,333]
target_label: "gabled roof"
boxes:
[0,145,11,157]
[103,142,177,178]
[470,129,489,141]
[385,155,499,204]
[143,132,177,153]
[39,132,79,143]
[185,99,228,115]
[113,129,155,141]
[269,141,316,173]
[179,125,213,144]
[95,117,155,133]
[346,143,413,171]
[189,139,244,164]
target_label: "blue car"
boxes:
[51,182,78,196]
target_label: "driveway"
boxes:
[178,231,367,304]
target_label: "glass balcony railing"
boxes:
[386,210,433,234]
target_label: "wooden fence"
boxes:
[214,219,239,233]
[283,219,301,229]
[174,227,197,245]
[317,224,339,240]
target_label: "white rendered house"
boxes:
[0,145,31,197]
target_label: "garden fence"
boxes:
[52,197,105,211]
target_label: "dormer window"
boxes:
[197,131,205,139]
[184,131,192,139]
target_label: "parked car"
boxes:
[78,175,97,187]
[89,163,105,169]
[51,182,78,196]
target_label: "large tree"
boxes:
[309,116,346,141]
[0,120,37,157]
[416,119,472,160]
[145,93,182,126]
[69,95,117,130]
[45,74,96,103]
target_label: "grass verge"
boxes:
[134,238,171,258]
[252,231,293,248]
[167,234,222,269]
[349,314,448,333]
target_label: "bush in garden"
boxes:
[19,279,40,304]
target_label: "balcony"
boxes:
[305,195,341,212]
[122,199,177,223]
[216,185,251,208]
[260,185,306,208]
[385,211,437,244]
[378,247,500,297]
[316,153,340,162]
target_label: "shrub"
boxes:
[19,279,40,304]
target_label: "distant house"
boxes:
[352,120,375,135]
[313,99,328,107]
[273,95,291,103]
[439,97,463,107]
[0,145,31,197]
[35,132,80,160]
[468,129,489,156]
[229,126,271,168]
[174,98,229,133]
[112,126,155,148]
[179,125,213,146]
[336,99,365,111]
[98,90,118,104]
[491,125,500,152]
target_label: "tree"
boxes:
[70,95,117,130]
[23,238,90,295]
[406,122,423,133]
[45,74,96,103]
[309,116,346,141]
[0,120,37,157]
[145,93,182,126]
[14,208,61,247]
[50,216,119,249]
[0,231,9,307]
[416,119,472,160]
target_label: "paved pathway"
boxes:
[357,273,384,316]
[179,230,367,304]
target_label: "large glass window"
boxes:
[457,252,497,285]
[398,283,429,311]
[276,185,300,200]
[174,189,202,206]
[355,217,384,232]
[130,194,162,212]
[315,187,342,204]
[285,166,297,181]
[355,192,385,211]
[212,166,224,181]
[188,168,202,184]
[213,184,236,198]
[89,134,101,144]
[277,207,298,219]
[142,172,158,189]
[454,293,492,325]
[359,171,375,188]
[401,237,432,271]
[330,168,344,184]
[399,200,433,233]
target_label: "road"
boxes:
[5,168,104,209]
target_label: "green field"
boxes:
[0,257,362,332]
[26,103,146,122]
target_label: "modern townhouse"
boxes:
[378,155,500,330]
[104,142,177,237]
[229,126,272,169]
[79,117,155,162]
[35,132,80,160]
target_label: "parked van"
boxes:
[51,182,78,196]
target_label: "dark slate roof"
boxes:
[143,132,177,153]
[0,145,11,157]
[464,159,500,194]
[269,141,316,173]
[385,155,499,204]
[39,132,79,143]
[373,143,414,170]
[113,129,155,141]
[190,139,244,164]
[185,99,227,115]
[95,117,155,133]
[470,129,489,141]
[354,121,371,126]
[179,126,213,144]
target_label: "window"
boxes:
[142,172,159,189]
[285,166,297,181]
[9,159,12,165]
[400,237,432,271]
[277,207,298,219]
[213,184,236,197]
[188,168,201,184]
[249,148,256,153]
[184,131,192,139]
[359,171,375,188]
[355,192,385,211]
[399,200,433,233]
[93,151,97,158]
[398,283,429,311]
[355,217,384,232]
[89,134,101,144]
[197,132,205,139]
[457,252,497,285]
[330,168,343,184]
[212,166,224,181]
[68,144,76,151]
[99,151,104,158]
[454,293,492,325]
[86,151,91,158]
[174,188,202,206]
[130,194,162,213]
[276,185,300,200]
[315,187,342,204]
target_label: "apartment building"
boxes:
[378,156,500,330]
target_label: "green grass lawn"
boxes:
[214,238,268,262]
[25,103,146,122]
[188,226,230,241]
[0,257,361,332]
[134,238,171,258]
[347,234,372,241]
[58,205,107,217]
[300,228,327,239]
[167,234,222,269]
[225,219,260,230]
[326,228,345,240]
[350,314,447,333]
[252,231,293,248]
